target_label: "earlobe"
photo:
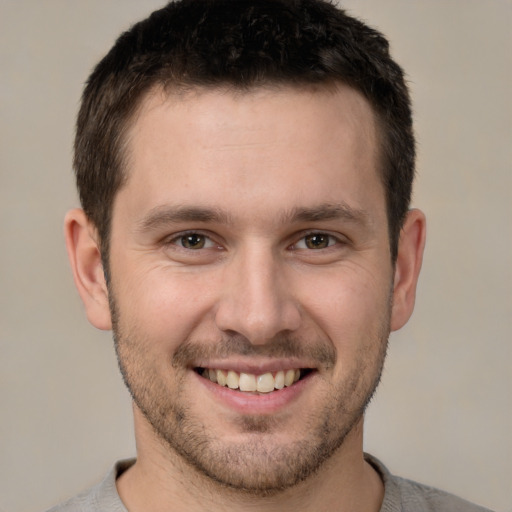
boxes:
[64,208,112,330]
[390,209,426,332]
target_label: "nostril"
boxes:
[214,281,301,343]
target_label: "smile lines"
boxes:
[198,368,303,393]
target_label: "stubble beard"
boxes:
[109,292,390,496]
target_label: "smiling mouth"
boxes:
[195,368,313,393]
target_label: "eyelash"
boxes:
[292,232,341,251]
[166,230,344,251]
[167,231,218,250]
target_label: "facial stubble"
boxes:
[109,289,390,496]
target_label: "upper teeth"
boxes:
[203,368,301,393]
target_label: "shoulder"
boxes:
[46,487,99,512]
[365,454,494,512]
[392,474,494,512]
[45,459,134,512]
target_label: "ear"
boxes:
[390,209,426,332]
[64,208,112,330]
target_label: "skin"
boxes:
[65,85,426,511]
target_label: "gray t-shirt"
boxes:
[47,454,493,511]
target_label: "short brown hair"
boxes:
[75,0,415,265]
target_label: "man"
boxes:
[51,0,491,510]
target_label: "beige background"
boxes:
[1,1,511,511]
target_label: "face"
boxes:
[108,85,394,492]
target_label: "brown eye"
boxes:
[304,233,331,249]
[181,234,206,249]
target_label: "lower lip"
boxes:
[194,371,315,415]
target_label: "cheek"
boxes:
[302,272,391,394]
[298,265,392,348]
[113,264,220,350]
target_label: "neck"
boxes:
[117,412,384,512]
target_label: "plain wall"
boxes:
[0,1,510,511]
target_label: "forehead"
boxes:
[117,84,384,228]
[133,83,378,143]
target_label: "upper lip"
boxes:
[192,358,316,375]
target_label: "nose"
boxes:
[214,244,301,345]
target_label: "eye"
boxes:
[173,233,216,250]
[295,233,338,250]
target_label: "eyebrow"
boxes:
[284,202,370,226]
[136,201,369,233]
[136,205,232,232]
